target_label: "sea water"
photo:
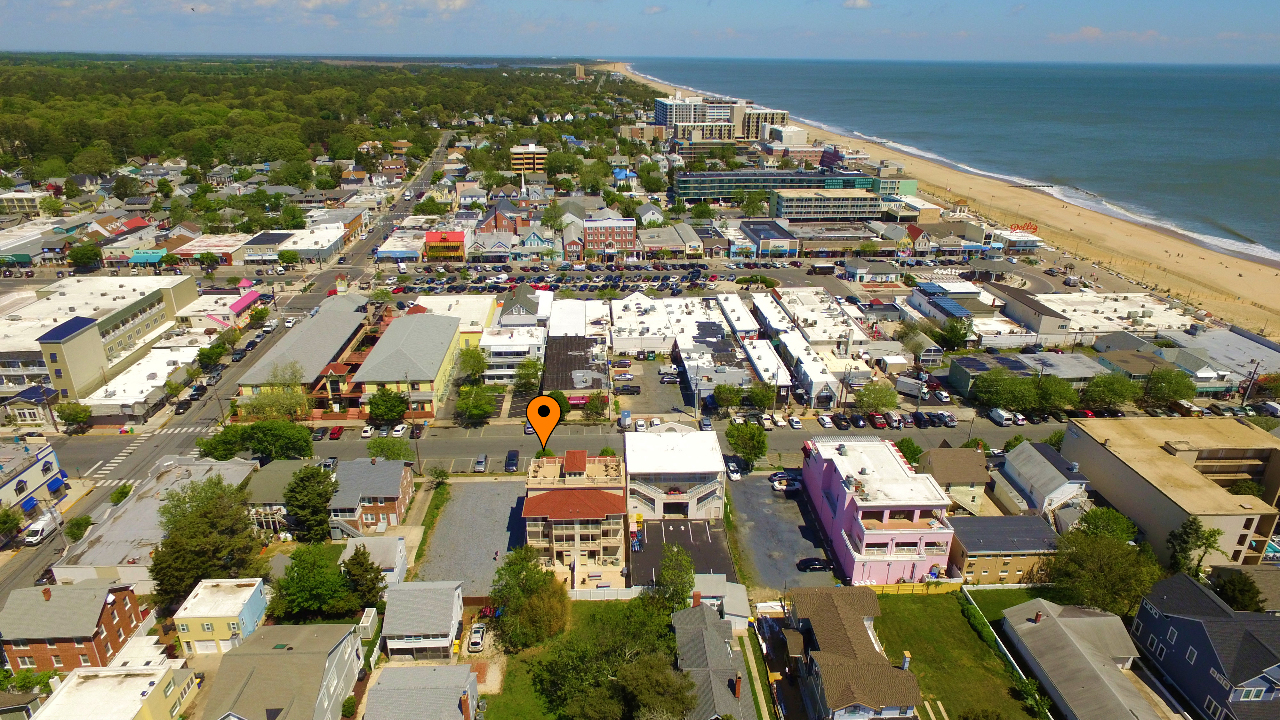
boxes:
[629,59,1280,261]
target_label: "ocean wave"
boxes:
[629,64,1280,265]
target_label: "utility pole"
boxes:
[1241,358,1262,408]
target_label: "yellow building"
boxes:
[351,313,461,416]
[173,578,267,656]
[34,666,199,720]
[509,143,549,173]
[409,296,497,349]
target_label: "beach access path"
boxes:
[607,62,1280,333]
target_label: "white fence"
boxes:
[568,586,644,601]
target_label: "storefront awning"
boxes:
[20,496,38,512]
[568,395,590,405]
[46,477,64,493]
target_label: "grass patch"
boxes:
[413,482,451,564]
[483,648,551,720]
[723,484,756,588]
[318,542,345,568]
[875,593,1034,719]
[967,586,1073,622]
[745,631,779,720]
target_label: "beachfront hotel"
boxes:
[654,93,789,141]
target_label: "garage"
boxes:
[194,640,218,654]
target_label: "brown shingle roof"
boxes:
[563,450,587,474]
[522,489,624,520]
[918,447,988,487]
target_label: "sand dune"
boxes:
[601,62,1280,334]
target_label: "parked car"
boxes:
[468,623,486,653]
[659,375,680,384]
[614,385,641,395]
[831,413,851,430]
[756,415,773,431]
[613,359,632,368]
[788,416,803,429]
[391,424,407,437]
[851,413,867,428]
[504,450,520,473]
[410,424,423,439]
[725,461,742,481]
[473,454,488,473]
[361,425,375,439]
[329,426,345,440]
[174,400,192,415]
[700,418,713,431]
[797,557,832,572]
[933,389,951,403]
[772,479,801,492]
[231,349,247,362]
[525,421,535,434]
[868,413,887,429]
[614,373,634,381]
[817,415,833,428]
[311,427,328,441]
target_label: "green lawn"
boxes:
[413,482,452,563]
[875,593,1034,719]
[483,648,551,720]
[968,586,1072,622]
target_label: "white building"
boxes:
[610,292,676,355]
[742,339,792,404]
[411,295,496,349]
[548,299,611,344]
[777,331,842,409]
[380,581,463,661]
[33,666,199,720]
[478,326,546,384]
[83,345,199,422]
[625,423,726,519]
[714,293,760,341]
[749,292,797,338]
[662,297,753,399]
[773,287,869,356]
[278,226,346,263]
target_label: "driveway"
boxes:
[416,481,526,597]
[728,472,836,592]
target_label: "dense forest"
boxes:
[0,55,659,179]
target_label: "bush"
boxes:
[110,484,133,505]
[65,515,94,542]
[342,695,357,718]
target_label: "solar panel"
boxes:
[932,298,972,318]
[953,356,988,371]
[916,282,946,295]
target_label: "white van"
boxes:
[989,408,1015,427]
[24,509,63,546]
[397,262,408,275]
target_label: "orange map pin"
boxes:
[526,395,562,449]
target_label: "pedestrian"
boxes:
[494,550,499,561]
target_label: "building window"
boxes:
[165,679,176,697]
[49,353,57,363]
[1156,644,1166,660]
[11,640,27,649]
[228,622,239,633]
[111,610,118,621]
[53,369,62,379]
[52,655,62,667]
[17,657,34,668]
[1147,634,1157,650]
[1204,697,1221,719]
[1132,619,1143,637]
[116,628,124,641]
[60,389,68,398]
[202,623,213,633]
[46,639,56,648]
[75,639,84,647]
[1167,627,1177,644]
[80,654,89,665]
[1186,647,1197,664]
[177,624,189,634]
[1240,688,1264,700]
[170,701,180,717]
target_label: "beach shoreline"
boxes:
[601,61,1280,333]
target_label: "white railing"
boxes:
[568,586,643,601]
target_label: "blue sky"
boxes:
[2,0,1278,64]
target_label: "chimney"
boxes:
[42,587,51,602]
[692,591,701,608]
[371,457,377,465]
[1034,611,1043,624]
[734,672,742,699]
[902,651,911,671]
[460,691,471,720]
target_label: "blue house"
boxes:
[1133,573,1279,720]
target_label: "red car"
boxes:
[391,286,404,294]
[868,412,888,429]
[329,426,345,440]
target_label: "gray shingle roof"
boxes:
[364,666,476,720]
[352,314,459,384]
[339,537,405,571]
[1147,574,1280,687]
[0,581,125,640]
[382,582,462,636]
[949,515,1059,554]
[202,624,356,720]
[239,293,367,387]
[672,604,757,720]
[245,460,310,507]
[330,458,408,510]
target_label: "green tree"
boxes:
[156,178,174,198]
[1035,375,1078,411]
[598,446,617,457]
[367,387,409,425]
[1247,416,1280,432]
[1213,571,1266,612]
[514,357,544,393]
[54,402,92,428]
[490,545,570,651]
[1144,367,1197,406]
[740,190,769,218]
[343,543,388,608]
[895,438,924,465]
[857,240,879,256]
[690,202,715,220]
[1042,429,1065,452]
[38,195,64,216]
[457,347,489,384]
[366,437,415,462]
[110,484,133,505]
[67,243,103,268]
[1167,516,1224,577]
[547,390,571,417]
[277,250,301,265]
[596,287,620,301]
[855,380,899,413]
[150,474,264,611]
[64,515,94,543]
[246,419,313,459]
[249,306,269,325]
[370,287,394,304]
[70,145,117,176]
[111,175,140,200]
[960,438,988,452]
[1076,507,1137,542]
[713,384,742,408]
[651,543,695,615]
[196,423,250,460]
[583,392,609,420]
[0,507,24,539]
[745,381,776,410]
[935,318,973,351]
[724,421,768,471]
[160,253,182,267]
[197,343,226,368]
[197,251,221,268]
[284,465,339,543]
[455,384,496,425]
[616,653,697,719]
[1042,531,1164,616]
[275,543,357,619]
[1003,434,1028,453]
[1229,479,1265,497]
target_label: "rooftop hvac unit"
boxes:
[1142,309,1154,317]
[146,373,157,380]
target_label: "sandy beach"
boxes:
[600,62,1280,334]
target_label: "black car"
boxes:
[831,413,851,430]
[410,424,424,439]
[35,565,56,586]
[850,413,867,428]
[797,557,833,573]
[311,427,328,441]
[231,349,247,362]
[911,411,929,427]
[244,340,259,351]
[614,385,641,395]
[174,400,192,415]
[504,450,520,473]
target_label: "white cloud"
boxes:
[843,0,872,8]
[643,5,664,14]
[1050,26,1167,44]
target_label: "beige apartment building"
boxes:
[523,450,627,587]
[1062,416,1280,568]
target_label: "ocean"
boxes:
[628,59,1280,261]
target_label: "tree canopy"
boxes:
[724,422,768,471]
[284,465,339,544]
[367,387,409,426]
[490,545,570,652]
[1041,531,1164,616]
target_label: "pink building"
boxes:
[801,437,953,585]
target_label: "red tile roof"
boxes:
[522,489,625,520]
[563,450,588,474]
[406,305,428,315]
[320,363,351,376]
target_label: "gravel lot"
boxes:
[728,472,838,591]
[615,358,688,416]
[416,481,526,597]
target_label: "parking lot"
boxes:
[629,519,737,587]
[416,480,526,597]
[728,473,837,591]
[614,358,687,416]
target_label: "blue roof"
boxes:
[20,496,37,512]
[3,385,58,406]
[36,316,96,344]
[932,298,972,318]
[916,282,947,296]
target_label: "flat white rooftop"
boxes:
[810,438,949,507]
[377,231,426,255]
[0,276,188,354]
[413,296,495,332]
[625,424,725,476]
[278,226,345,251]
[175,232,253,254]
[548,298,611,338]
[748,292,796,335]
[610,292,675,341]
[85,345,198,405]
[174,578,262,619]
[715,293,759,336]
[773,287,868,348]
[35,667,178,720]
[743,339,792,388]
[1034,292,1192,334]
[479,326,546,350]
